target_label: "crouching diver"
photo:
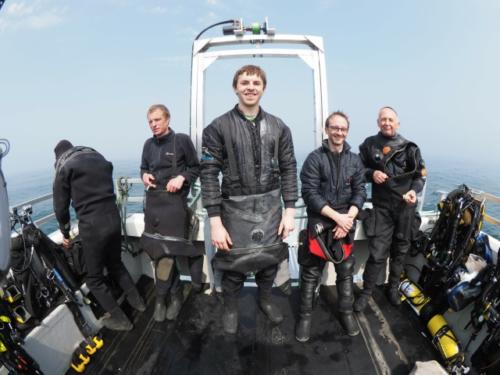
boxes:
[140,104,202,322]
[53,140,146,331]
[201,65,298,335]
[354,107,426,312]
[296,111,366,341]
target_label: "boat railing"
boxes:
[114,177,203,214]
[436,188,500,227]
[11,192,55,227]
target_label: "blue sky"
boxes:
[1,0,500,180]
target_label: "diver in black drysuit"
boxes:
[53,140,145,331]
[297,112,366,341]
[201,65,298,335]
[140,105,201,322]
[354,107,426,312]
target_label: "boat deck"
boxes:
[78,279,439,375]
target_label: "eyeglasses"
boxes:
[327,126,348,133]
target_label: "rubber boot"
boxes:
[166,290,184,321]
[153,295,167,322]
[277,279,292,296]
[102,307,133,331]
[336,256,356,316]
[222,297,238,335]
[296,265,320,342]
[295,314,312,342]
[126,287,146,312]
[339,313,359,336]
[259,299,283,324]
[353,293,371,312]
[387,285,402,306]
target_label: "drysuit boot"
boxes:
[387,285,402,306]
[102,307,133,331]
[259,299,283,324]
[296,264,321,342]
[126,288,146,312]
[191,282,203,294]
[153,295,167,322]
[166,290,183,321]
[353,293,371,313]
[223,298,238,335]
[339,313,359,336]
[295,314,312,343]
[277,279,293,296]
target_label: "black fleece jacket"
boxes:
[140,130,200,197]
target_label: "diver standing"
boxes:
[200,65,298,335]
[354,107,426,311]
[53,140,145,331]
[140,104,202,322]
[297,111,366,341]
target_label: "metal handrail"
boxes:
[11,193,55,227]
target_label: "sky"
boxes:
[1,0,500,181]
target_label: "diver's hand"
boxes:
[166,175,185,192]
[278,208,295,239]
[210,217,233,251]
[373,170,389,184]
[403,190,417,205]
[333,212,353,232]
[333,226,348,240]
[142,173,157,189]
[62,238,71,249]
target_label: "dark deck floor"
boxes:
[76,280,440,375]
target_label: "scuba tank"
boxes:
[0,139,11,280]
[400,278,467,373]
[426,314,465,372]
[399,278,433,320]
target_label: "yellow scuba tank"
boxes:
[399,278,431,315]
[426,314,463,366]
[400,278,466,370]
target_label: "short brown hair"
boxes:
[147,104,170,119]
[325,111,350,128]
[232,65,267,89]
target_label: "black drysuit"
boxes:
[201,106,298,304]
[140,130,201,296]
[359,132,426,291]
[299,140,366,316]
[53,147,136,312]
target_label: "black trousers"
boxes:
[362,204,415,294]
[79,207,136,312]
[299,254,355,317]
[222,264,278,306]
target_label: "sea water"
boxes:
[5,157,500,239]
